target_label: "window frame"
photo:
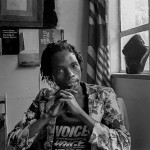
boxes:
[118,0,150,73]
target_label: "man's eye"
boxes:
[72,63,79,68]
[56,68,63,73]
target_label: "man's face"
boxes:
[50,50,81,90]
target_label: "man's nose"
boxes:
[66,69,75,79]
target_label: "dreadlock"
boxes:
[40,40,84,81]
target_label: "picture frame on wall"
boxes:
[0,0,43,27]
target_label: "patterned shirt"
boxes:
[7,82,131,150]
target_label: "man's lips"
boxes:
[65,81,78,89]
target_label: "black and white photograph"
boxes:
[1,0,150,150]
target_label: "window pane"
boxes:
[121,0,149,31]
[121,31,149,72]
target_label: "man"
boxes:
[8,40,131,150]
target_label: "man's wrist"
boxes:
[43,113,54,119]
[44,113,50,118]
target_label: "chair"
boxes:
[117,98,130,131]
[0,94,7,150]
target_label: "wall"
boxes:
[0,0,89,133]
[0,55,40,133]
[112,75,150,150]
[108,0,120,73]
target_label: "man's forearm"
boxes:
[78,108,96,131]
[29,114,53,139]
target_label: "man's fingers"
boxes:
[59,93,75,100]
[60,89,78,98]
[65,89,78,93]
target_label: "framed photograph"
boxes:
[0,0,43,27]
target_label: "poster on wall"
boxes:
[0,29,20,55]
[39,29,64,90]
[39,29,64,61]
[18,29,40,67]
[18,52,40,67]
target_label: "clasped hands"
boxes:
[46,89,81,118]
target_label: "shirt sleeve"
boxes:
[89,87,131,150]
[7,88,53,150]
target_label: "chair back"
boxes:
[117,98,130,131]
[0,94,7,150]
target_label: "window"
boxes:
[119,0,149,72]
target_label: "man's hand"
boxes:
[58,89,82,116]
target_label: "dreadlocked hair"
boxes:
[40,40,84,81]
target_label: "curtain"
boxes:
[87,0,111,87]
